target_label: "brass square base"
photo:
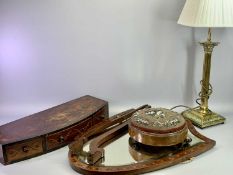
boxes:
[182,108,225,129]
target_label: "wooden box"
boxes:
[0,95,108,165]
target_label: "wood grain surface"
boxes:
[0,95,108,164]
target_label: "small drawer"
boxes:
[46,108,106,151]
[4,137,43,163]
[46,118,93,151]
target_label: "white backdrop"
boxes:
[0,0,233,174]
[1,0,233,121]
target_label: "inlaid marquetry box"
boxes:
[0,95,108,165]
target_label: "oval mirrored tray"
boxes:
[68,105,216,175]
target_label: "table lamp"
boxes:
[178,0,233,128]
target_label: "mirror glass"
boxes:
[81,131,204,166]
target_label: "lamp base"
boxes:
[182,107,225,129]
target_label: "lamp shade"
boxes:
[178,0,233,27]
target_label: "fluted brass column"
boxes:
[182,28,225,128]
[199,28,218,114]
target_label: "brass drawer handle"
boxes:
[58,136,65,143]
[22,146,30,153]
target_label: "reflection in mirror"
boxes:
[80,131,204,166]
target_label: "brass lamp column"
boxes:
[177,0,233,128]
[182,28,225,128]
[199,28,218,114]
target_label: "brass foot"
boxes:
[182,107,225,129]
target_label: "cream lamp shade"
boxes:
[178,0,233,27]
